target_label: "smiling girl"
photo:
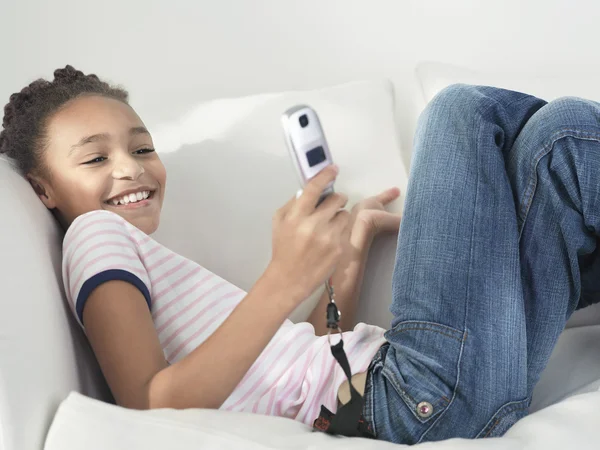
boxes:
[0,65,400,433]
[3,65,597,445]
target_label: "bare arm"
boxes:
[84,265,297,410]
[82,164,351,410]
[306,225,373,335]
[307,186,402,335]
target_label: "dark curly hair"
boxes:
[0,65,129,176]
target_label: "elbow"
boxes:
[146,367,221,410]
[146,368,177,409]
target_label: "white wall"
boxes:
[2,0,599,164]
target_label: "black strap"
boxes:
[312,289,375,438]
[328,339,373,437]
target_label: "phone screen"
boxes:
[306,145,326,167]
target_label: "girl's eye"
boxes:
[134,148,155,155]
[83,156,106,165]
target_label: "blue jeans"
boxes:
[364,84,600,444]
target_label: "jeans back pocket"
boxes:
[381,320,466,424]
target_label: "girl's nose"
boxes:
[113,155,145,180]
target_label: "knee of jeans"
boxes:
[420,84,487,125]
[415,84,494,149]
[531,96,600,136]
[413,84,493,166]
[508,96,600,172]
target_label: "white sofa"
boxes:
[1,66,599,450]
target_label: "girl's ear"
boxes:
[27,173,57,209]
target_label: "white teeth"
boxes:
[108,190,152,206]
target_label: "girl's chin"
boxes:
[126,214,160,235]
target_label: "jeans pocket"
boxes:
[382,321,466,424]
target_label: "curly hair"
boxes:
[0,65,129,176]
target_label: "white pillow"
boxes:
[45,389,600,450]
[0,155,110,450]
[415,62,600,329]
[148,80,408,326]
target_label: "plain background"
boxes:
[1,0,597,164]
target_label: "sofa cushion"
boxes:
[45,387,600,450]
[0,156,110,450]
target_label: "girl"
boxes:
[1,66,597,445]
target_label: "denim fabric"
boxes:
[364,84,600,444]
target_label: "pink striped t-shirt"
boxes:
[62,210,386,425]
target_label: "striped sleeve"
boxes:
[62,210,152,328]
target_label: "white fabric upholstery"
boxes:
[45,387,600,450]
[0,156,110,450]
[530,325,600,413]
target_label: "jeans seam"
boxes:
[483,419,501,438]
[387,321,465,339]
[518,129,600,229]
[473,95,531,440]
[417,94,496,443]
[477,401,529,438]
[389,320,464,333]
[389,327,464,343]
[416,327,468,443]
[365,353,379,437]
[482,406,527,439]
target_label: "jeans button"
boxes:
[417,401,433,418]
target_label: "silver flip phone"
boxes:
[281,105,335,206]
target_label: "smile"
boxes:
[105,190,155,206]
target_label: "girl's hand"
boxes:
[350,187,402,239]
[269,165,352,305]
[308,186,402,335]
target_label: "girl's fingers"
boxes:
[376,187,401,205]
[370,210,402,234]
[380,212,402,232]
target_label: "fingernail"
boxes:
[331,164,339,173]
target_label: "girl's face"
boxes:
[30,95,167,234]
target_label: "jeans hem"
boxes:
[475,398,530,438]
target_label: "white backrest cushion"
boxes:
[0,156,110,450]
[149,79,408,326]
[415,62,600,328]
[46,388,600,450]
